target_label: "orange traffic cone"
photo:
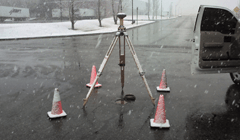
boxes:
[150,95,170,128]
[156,69,170,92]
[86,65,102,88]
[47,88,67,118]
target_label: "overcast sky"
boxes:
[142,0,239,15]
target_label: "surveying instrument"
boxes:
[83,13,155,107]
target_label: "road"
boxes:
[0,16,239,140]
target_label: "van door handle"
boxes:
[204,42,223,48]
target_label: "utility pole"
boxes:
[161,0,162,19]
[148,0,150,20]
[60,0,62,21]
[169,2,173,18]
[120,0,122,12]
[132,0,133,24]
[72,0,74,28]
[137,7,138,25]
[175,4,177,17]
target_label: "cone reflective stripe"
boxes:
[51,89,62,115]
[150,95,170,128]
[156,69,170,92]
[47,88,67,118]
[86,65,102,88]
[159,69,167,89]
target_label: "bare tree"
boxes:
[112,0,130,24]
[112,0,117,24]
[66,0,82,30]
[155,0,159,19]
[0,0,14,6]
[97,0,102,27]
[152,0,155,20]
[55,0,81,30]
[112,0,121,24]
[0,0,27,7]
[121,0,130,12]
[148,0,150,20]
[69,0,75,29]
[0,0,9,6]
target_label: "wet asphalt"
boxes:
[0,16,240,140]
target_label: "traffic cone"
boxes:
[150,95,170,128]
[156,69,170,92]
[47,88,67,118]
[86,65,102,88]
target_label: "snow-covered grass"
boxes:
[125,15,173,20]
[0,15,175,40]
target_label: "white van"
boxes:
[191,5,240,84]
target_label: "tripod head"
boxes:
[117,13,127,32]
[117,13,126,26]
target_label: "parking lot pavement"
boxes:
[0,16,239,140]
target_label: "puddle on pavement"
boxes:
[115,94,136,104]
[115,99,127,104]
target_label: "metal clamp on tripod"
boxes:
[83,13,155,107]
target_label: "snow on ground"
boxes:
[0,15,173,40]
[125,15,171,20]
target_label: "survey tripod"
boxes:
[83,13,155,107]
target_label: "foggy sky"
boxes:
[142,0,239,16]
[176,0,239,15]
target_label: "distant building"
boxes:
[1,0,122,19]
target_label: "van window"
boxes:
[201,8,237,34]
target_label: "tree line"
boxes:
[0,0,163,29]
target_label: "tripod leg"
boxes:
[83,36,119,107]
[119,36,126,104]
[125,36,155,106]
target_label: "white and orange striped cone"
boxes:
[150,95,170,128]
[86,65,102,88]
[47,88,67,118]
[156,69,170,92]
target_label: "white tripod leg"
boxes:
[83,36,119,107]
[125,35,155,106]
